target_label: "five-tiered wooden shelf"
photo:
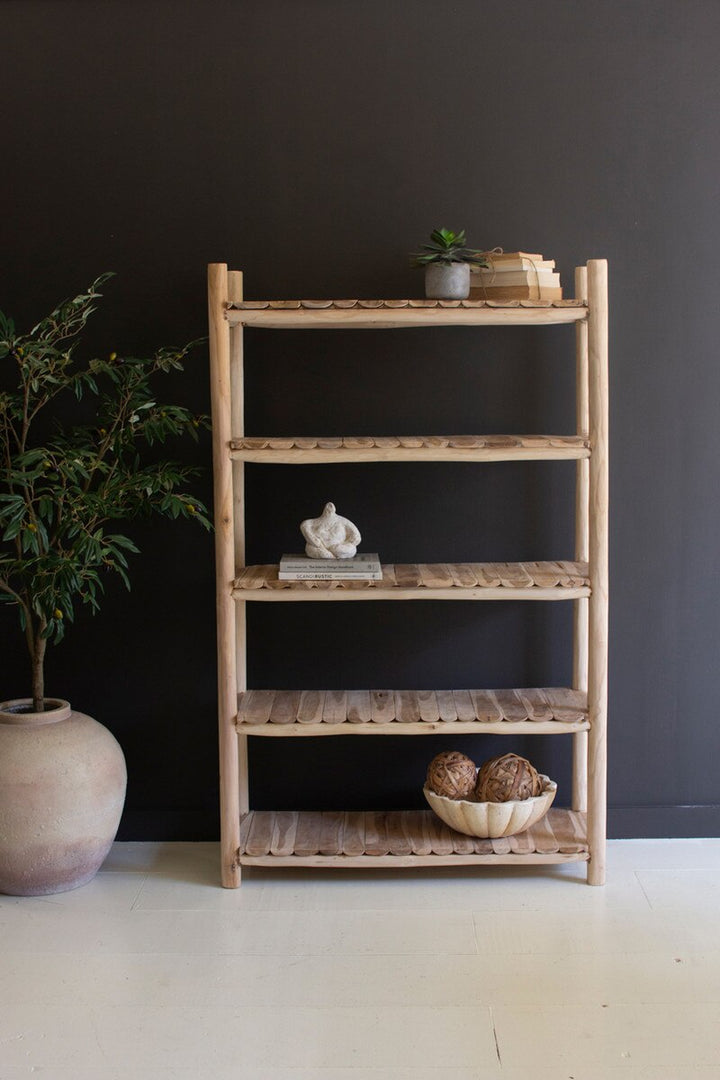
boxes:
[208,261,609,887]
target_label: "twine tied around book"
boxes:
[476,247,546,300]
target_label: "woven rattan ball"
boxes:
[426,751,477,800]
[475,753,541,803]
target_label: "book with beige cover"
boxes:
[471,251,563,300]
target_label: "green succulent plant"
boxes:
[0,274,211,711]
[411,228,488,268]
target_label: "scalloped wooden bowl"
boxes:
[423,775,557,837]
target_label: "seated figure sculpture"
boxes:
[300,502,361,559]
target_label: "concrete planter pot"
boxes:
[0,698,127,895]
[424,262,471,300]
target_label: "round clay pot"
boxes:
[0,698,127,895]
[424,262,471,299]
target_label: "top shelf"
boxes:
[225,298,588,329]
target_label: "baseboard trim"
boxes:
[608,804,720,838]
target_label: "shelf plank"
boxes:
[347,689,372,724]
[230,433,590,464]
[236,687,588,735]
[269,811,299,857]
[237,808,588,866]
[226,299,587,329]
[232,561,590,601]
[342,811,367,857]
[319,810,344,855]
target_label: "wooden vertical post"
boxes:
[572,265,589,813]
[228,271,249,823]
[208,263,241,888]
[586,259,609,885]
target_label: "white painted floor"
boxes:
[1,841,720,1078]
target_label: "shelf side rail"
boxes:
[572,265,590,813]
[586,259,609,885]
[209,262,242,887]
[228,269,249,835]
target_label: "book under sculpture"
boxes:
[279,553,383,580]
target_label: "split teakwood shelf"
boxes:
[208,265,609,887]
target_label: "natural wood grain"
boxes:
[573,268,590,814]
[371,689,395,724]
[238,851,588,868]
[209,263,241,888]
[228,272,248,828]
[390,563,417,588]
[293,811,323,857]
[323,690,347,725]
[236,808,589,866]
[387,812,414,856]
[498,690,528,722]
[237,812,254,853]
[346,689,372,724]
[587,258,609,886]
[270,811,298,857]
[452,689,477,722]
[556,808,588,853]
[419,563,454,589]
[517,688,553,722]
[470,689,503,723]
[451,827,476,855]
[418,689,441,723]
[227,298,589,311]
[396,690,421,723]
[236,687,588,733]
[451,563,480,588]
[491,836,513,855]
[269,690,300,725]
[319,810,344,856]
[241,689,276,725]
[230,433,591,464]
[365,811,391,856]
[226,300,587,329]
[245,811,274,857]
[427,812,456,855]
[342,811,366,856]
[435,689,458,722]
[509,829,536,855]
[232,561,589,601]
[528,815,560,855]
[297,689,324,725]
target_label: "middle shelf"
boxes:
[232,560,590,601]
[237,687,589,736]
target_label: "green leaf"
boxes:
[0,277,211,689]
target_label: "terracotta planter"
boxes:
[424,262,471,299]
[0,698,127,895]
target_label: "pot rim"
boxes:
[0,698,72,726]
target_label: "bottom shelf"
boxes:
[237,808,588,868]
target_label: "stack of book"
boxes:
[470,251,562,301]
[279,553,383,581]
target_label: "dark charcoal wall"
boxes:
[2,0,719,838]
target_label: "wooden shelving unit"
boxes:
[208,262,609,887]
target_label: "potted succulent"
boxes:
[411,227,488,299]
[0,274,210,895]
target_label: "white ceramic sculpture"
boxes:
[300,502,361,559]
